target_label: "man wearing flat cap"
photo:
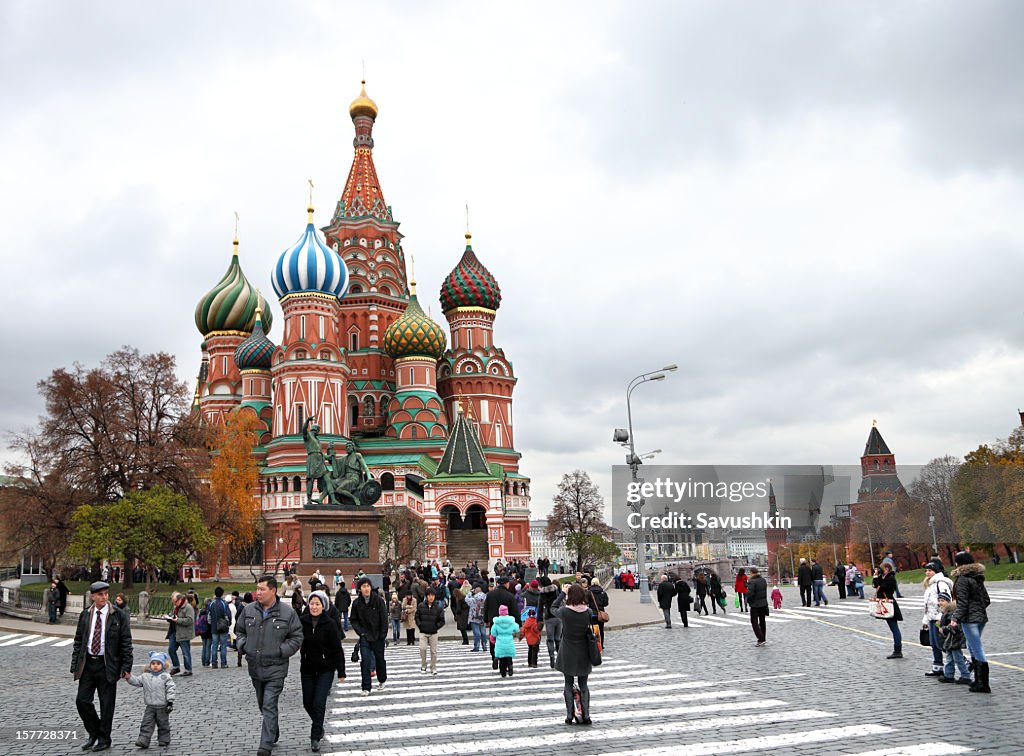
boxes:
[71,582,133,751]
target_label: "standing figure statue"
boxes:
[303,416,337,506]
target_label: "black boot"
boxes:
[563,689,574,724]
[887,642,902,659]
[579,685,592,725]
[81,736,97,751]
[970,661,991,693]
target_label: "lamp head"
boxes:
[650,374,666,381]
[661,364,678,372]
[612,428,630,443]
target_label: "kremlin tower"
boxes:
[191,81,531,573]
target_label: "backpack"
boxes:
[195,611,209,635]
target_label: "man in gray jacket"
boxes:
[236,574,303,756]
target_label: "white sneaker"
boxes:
[431,670,437,676]
[377,681,385,690]
[361,689,371,696]
[420,667,427,674]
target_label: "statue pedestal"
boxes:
[295,505,384,578]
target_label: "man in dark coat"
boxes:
[656,575,676,628]
[71,582,133,751]
[746,567,769,646]
[349,577,389,694]
[55,576,69,617]
[484,576,519,670]
[810,559,829,606]
[334,583,351,631]
[834,562,847,599]
[797,558,813,607]
[236,575,303,756]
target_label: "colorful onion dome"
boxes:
[272,207,349,300]
[349,80,378,119]
[439,232,502,312]
[383,282,447,360]
[234,305,275,371]
[195,238,273,336]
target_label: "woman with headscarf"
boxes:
[556,584,594,725]
[300,590,345,752]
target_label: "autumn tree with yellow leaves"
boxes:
[207,410,263,579]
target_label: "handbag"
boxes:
[586,625,602,666]
[919,626,930,646]
[734,594,739,608]
[868,598,894,619]
[597,609,610,623]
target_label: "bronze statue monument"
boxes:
[303,417,381,507]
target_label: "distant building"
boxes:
[726,529,768,560]
[529,520,570,565]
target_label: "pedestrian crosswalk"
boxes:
[322,641,975,756]
[0,632,75,648]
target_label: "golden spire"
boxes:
[232,211,240,255]
[307,178,315,223]
[465,203,472,246]
[409,254,416,295]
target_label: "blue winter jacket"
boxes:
[491,615,519,658]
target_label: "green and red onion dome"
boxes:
[383,284,447,360]
[234,307,275,370]
[195,239,273,335]
[439,233,501,313]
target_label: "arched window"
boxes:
[351,333,359,352]
[281,477,289,493]
[364,396,376,418]
[410,426,418,439]
[380,472,395,491]
[380,396,390,418]
[350,284,363,294]
[293,476,302,493]
[349,396,359,427]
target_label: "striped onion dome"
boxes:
[195,239,273,336]
[439,233,501,312]
[234,306,275,370]
[271,207,348,300]
[383,284,447,360]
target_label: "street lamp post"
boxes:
[925,500,939,558]
[864,524,876,573]
[620,364,677,605]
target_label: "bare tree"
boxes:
[909,455,962,562]
[546,470,610,569]
[379,509,427,566]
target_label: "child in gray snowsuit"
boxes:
[127,650,176,748]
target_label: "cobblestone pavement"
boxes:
[0,582,1021,755]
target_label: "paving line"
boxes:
[0,634,37,646]
[323,708,834,755]
[52,638,75,647]
[599,723,894,756]
[0,634,25,643]
[848,743,973,756]
[333,698,787,743]
[21,637,58,646]
[333,689,749,727]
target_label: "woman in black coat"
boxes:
[873,562,904,659]
[674,577,691,627]
[300,591,345,753]
[452,587,470,645]
[556,584,594,725]
[950,551,991,693]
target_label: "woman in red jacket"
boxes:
[734,569,749,613]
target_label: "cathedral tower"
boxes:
[322,82,409,435]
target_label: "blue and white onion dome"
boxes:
[271,205,349,300]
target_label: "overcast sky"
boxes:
[2,1,1022,518]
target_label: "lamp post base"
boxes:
[638,575,652,604]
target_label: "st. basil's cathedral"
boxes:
[191,82,532,571]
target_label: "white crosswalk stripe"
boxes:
[52,638,75,647]
[20,636,57,646]
[0,634,37,646]
[322,632,977,756]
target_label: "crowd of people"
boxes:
[68,558,612,753]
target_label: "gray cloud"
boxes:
[1,2,1022,520]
